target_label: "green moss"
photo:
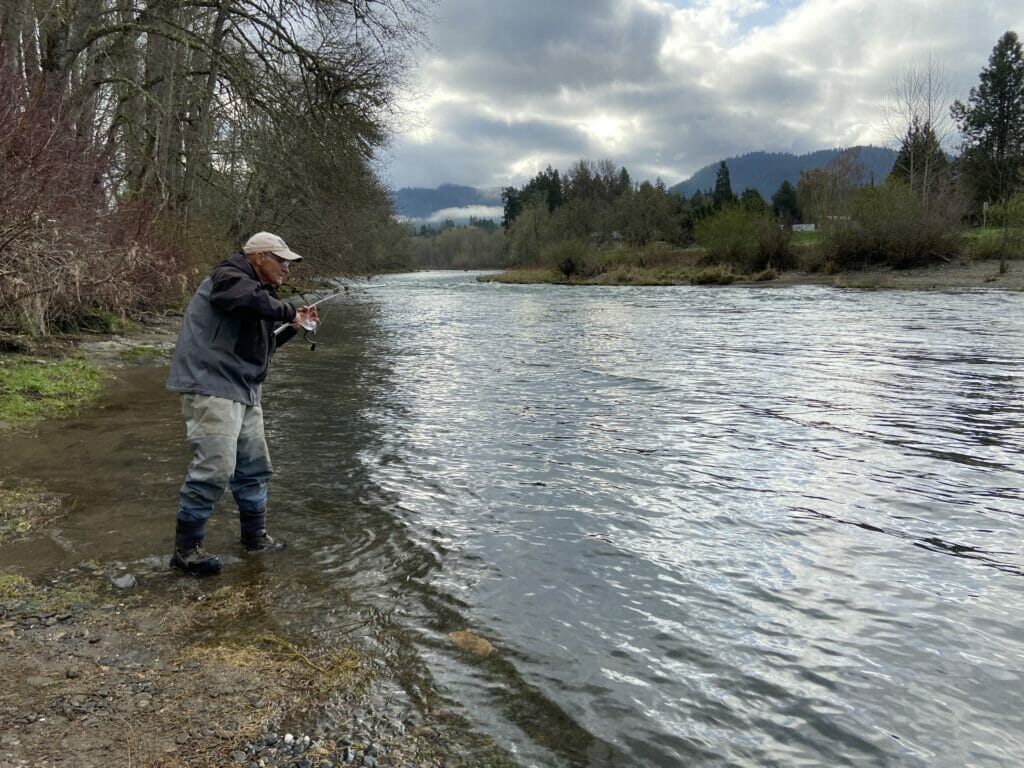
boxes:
[0,573,33,600]
[0,572,94,611]
[35,583,98,612]
[0,356,104,423]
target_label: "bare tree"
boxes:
[0,0,432,332]
[882,55,955,206]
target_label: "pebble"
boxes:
[200,686,490,768]
[111,574,137,590]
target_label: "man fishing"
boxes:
[166,232,319,576]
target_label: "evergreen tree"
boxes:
[501,186,522,230]
[617,168,632,197]
[690,190,715,221]
[888,117,950,202]
[771,180,801,225]
[712,161,736,209]
[521,166,564,213]
[951,30,1024,204]
[739,187,769,214]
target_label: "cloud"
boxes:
[386,0,1024,189]
[401,205,506,227]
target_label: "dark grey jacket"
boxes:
[167,252,298,405]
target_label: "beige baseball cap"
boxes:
[242,232,303,261]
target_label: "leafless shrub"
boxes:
[0,64,185,334]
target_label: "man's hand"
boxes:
[291,305,320,330]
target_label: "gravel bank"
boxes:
[0,564,516,768]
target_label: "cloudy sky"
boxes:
[383,0,1024,193]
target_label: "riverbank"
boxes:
[479,256,1024,290]
[0,564,509,768]
[0,319,516,768]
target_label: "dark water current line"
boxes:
[4,272,1024,767]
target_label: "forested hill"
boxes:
[395,184,502,218]
[669,146,898,199]
[399,146,899,219]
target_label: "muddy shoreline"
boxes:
[754,256,1024,290]
[0,317,514,768]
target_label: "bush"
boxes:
[0,70,186,335]
[691,265,736,285]
[694,206,792,272]
[964,230,1023,261]
[975,194,1024,261]
[987,193,1024,228]
[817,182,963,269]
[545,239,600,279]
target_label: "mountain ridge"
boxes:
[668,146,897,200]
[393,145,899,219]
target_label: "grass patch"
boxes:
[0,572,97,611]
[832,277,920,291]
[0,482,64,545]
[35,583,99,612]
[690,266,737,285]
[0,356,104,423]
[790,230,821,246]
[0,573,33,601]
[478,268,561,284]
[962,227,1024,261]
[481,263,744,286]
[179,632,369,698]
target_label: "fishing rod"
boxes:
[273,288,349,336]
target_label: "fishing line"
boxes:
[275,279,370,349]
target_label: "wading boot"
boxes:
[171,519,222,576]
[239,510,286,553]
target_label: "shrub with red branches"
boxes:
[0,63,187,335]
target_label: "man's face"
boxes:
[251,252,291,286]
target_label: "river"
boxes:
[8,271,1024,766]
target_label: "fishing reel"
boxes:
[301,324,318,351]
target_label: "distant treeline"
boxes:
[408,218,505,270]
[0,0,426,336]
[410,30,1024,276]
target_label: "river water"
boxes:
[7,271,1024,766]
[266,271,1024,767]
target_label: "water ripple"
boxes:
[270,273,1024,767]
